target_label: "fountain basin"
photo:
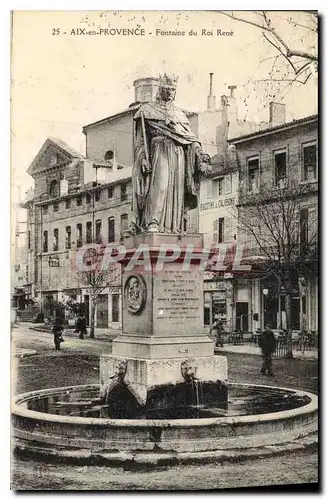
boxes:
[12,383,317,464]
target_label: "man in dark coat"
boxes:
[259,323,276,376]
[75,315,82,336]
[79,314,87,339]
[52,317,64,351]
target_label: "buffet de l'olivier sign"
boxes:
[200,197,235,212]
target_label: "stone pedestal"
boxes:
[101,233,227,410]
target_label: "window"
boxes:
[86,221,92,243]
[303,143,317,181]
[27,230,31,250]
[105,150,114,161]
[65,226,71,250]
[120,183,128,202]
[65,199,71,209]
[43,230,48,253]
[53,202,59,212]
[274,150,287,186]
[112,294,120,323]
[300,208,309,250]
[212,218,224,243]
[218,217,225,243]
[76,196,82,207]
[53,228,59,251]
[120,213,129,234]
[76,224,82,248]
[247,157,259,192]
[95,220,102,243]
[107,186,114,199]
[212,177,224,196]
[95,189,101,202]
[86,193,92,204]
[49,180,59,198]
[43,205,48,215]
[108,217,115,243]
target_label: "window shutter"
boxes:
[225,217,232,241]
[308,206,318,243]
[213,219,218,243]
[301,146,305,181]
[225,174,232,194]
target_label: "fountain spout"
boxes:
[181,360,198,383]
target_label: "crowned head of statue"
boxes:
[157,72,179,102]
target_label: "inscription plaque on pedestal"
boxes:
[153,267,203,336]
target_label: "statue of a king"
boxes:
[131,73,212,234]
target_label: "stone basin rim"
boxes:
[12,382,318,427]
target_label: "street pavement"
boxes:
[11,322,114,357]
[216,344,318,359]
[15,322,318,360]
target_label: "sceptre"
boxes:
[140,111,151,202]
[140,112,150,172]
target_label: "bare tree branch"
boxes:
[262,32,296,72]
[219,11,318,63]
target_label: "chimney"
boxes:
[228,85,237,98]
[207,73,216,111]
[269,102,286,126]
[133,77,159,104]
[221,85,238,123]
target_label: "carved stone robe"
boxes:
[131,100,204,233]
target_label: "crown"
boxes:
[158,72,179,88]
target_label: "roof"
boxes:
[82,103,197,133]
[21,188,35,207]
[47,137,83,158]
[82,107,138,133]
[208,148,238,177]
[228,114,318,144]
[27,137,83,176]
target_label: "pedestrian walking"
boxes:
[79,314,87,339]
[75,314,83,338]
[210,318,224,348]
[259,323,276,376]
[52,317,64,351]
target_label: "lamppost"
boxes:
[263,288,269,327]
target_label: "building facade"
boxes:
[23,137,132,329]
[229,109,318,334]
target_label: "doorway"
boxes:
[96,294,108,328]
[236,302,249,331]
[112,294,120,323]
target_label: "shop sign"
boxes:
[200,197,235,212]
[204,281,227,291]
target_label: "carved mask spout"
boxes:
[181,360,198,382]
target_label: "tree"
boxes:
[218,11,318,112]
[77,245,121,338]
[220,11,317,81]
[237,182,318,358]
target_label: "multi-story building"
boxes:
[228,106,318,334]
[198,84,259,332]
[23,137,131,329]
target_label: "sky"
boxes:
[11,10,318,204]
